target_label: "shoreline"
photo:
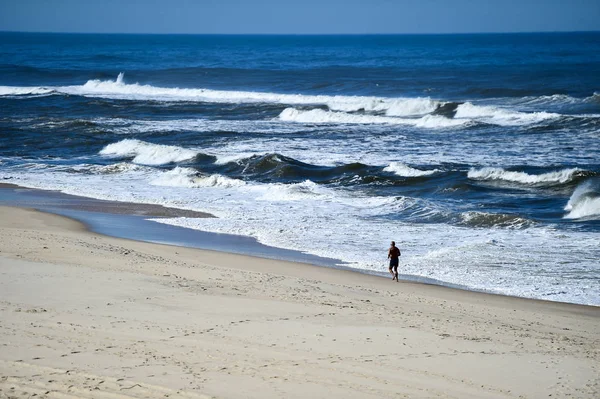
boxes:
[0,205,598,398]
[0,182,214,218]
[0,182,344,268]
[0,182,597,307]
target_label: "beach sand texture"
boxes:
[0,206,598,398]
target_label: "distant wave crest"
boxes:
[1,74,594,129]
[468,167,582,185]
[278,107,467,128]
[0,85,54,96]
[455,102,560,126]
[73,73,444,116]
[383,162,440,177]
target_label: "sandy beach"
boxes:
[0,205,598,398]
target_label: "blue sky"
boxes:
[1,0,599,34]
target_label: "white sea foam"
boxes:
[455,102,560,126]
[213,153,261,165]
[0,86,54,96]
[515,92,600,107]
[383,97,440,116]
[278,107,404,124]
[383,162,440,177]
[327,96,440,116]
[413,114,469,128]
[151,167,245,188]
[564,180,600,219]
[92,117,310,135]
[257,179,334,202]
[468,167,580,184]
[76,162,146,174]
[279,107,464,128]
[99,139,198,165]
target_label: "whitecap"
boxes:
[151,167,246,188]
[99,139,198,165]
[564,179,600,219]
[383,162,440,177]
[468,167,580,185]
[455,102,560,126]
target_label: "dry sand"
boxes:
[0,206,598,398]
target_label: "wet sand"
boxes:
[0,182,212,218]
[0,183,343,266]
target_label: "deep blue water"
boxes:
[2,32,600,98]
[0,32,599,304]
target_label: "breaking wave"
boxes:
[468,167,582,185]
[151,167,246,188]
[455,102,560,126]
[149,167,332,201]
[74,162,147,175]
[564,179,600,219]
[278,107,467,127]
[383,162,440,177]
[91,117,310,135]
[458,211,534,228]
[99,139,198,165]
[257,179,335,201]
[0,86,54,96]
[279,107,403,124]
[4,73,441,116]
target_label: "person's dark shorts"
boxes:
[389,258,399,268]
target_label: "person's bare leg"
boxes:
[389,267,394,279]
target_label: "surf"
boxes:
[468,167,584,185]
[564,179,600,219]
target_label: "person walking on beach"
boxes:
[388,241,401,282]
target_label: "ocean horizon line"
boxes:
[1,30,599,37]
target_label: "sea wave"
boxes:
[458,211,534,228]
[371,97,440,116]
[99,139,198,165]
[383,162,440,177]
[257,179,334,201]
[413,114,469,128]
[151,167,246,188]
[91,117,310,135]
[468,167,582,185]
[75,162,147,174]
[455,102,560,126]
[57,73,444,115]
[278,107,402,124]
[0,85,54,96]
[149,166,333,201]
[515,93,596,107]
[564,179,600,219]
[278,107,466,127]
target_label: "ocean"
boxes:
[0,32,599,305]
